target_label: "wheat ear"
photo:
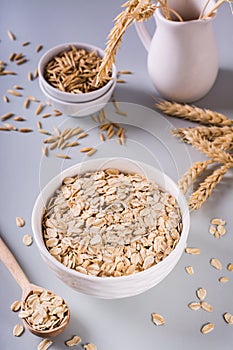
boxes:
[212,133,233,151]
[96,0,156,85]
[188,163,232,210]
[156,100,233,126]
[172,126,233,142]
[178,159,214,194]
[184,134,233,163]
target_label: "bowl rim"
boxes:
[32,157,190,283]
[39,75,116,106]
[38,42,117,102]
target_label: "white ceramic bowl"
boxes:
[38,42,117,103]
[39,78,116,117]
[32,158,190,299]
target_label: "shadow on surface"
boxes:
[114,84,156,109]
[198,68,233,113]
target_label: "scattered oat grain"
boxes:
[65,335,81,347]
[13,85,23,90]
[28,72,33,81]
[118,70,132,75]
[24,98,30,109]
[80,147,93,153]
[22,41,30,47]
[16,58,28,65]
[13,324,24,337]
[3,95,9,103]
[86,148,97,156]
[201,302,213,312]
[227,263,233,271]
[185,247,201,255]
[219,276,229,283]
[196,288,206,301]
[201,323,214,334]
[35,103,44,115]
[4,123,17,131]
[19,128,33,133]
[16,217,25,227]
[56,154,71,159]
[8,30,15,40]
[99,133,105,142]
[1,112,14,121]
[34,68,39,79]
[39,129,51,136]
[209,225,216,235]
[185,266,194,275]
[11,300,21,312]
[37,339,53,350]
[211,218,225,226]
[13,116,25,122]
[152,313,165,326]
[7,89,22,97]
[42,113,51,119]
[116,110,127,116]
[28,96,40,102]
[210,258,222,270]
[217,225,226,236]
[42,146,48,157]
[9,52,16,61]
[37,121,42,129]
[84,344,97,350]
[77,132,88,139]
[188,302,201,311]
[0,127,10,131]
[223,312,233,324]
[36,44,43,53]
[66,141,79,148]
[53,109,62,116]
[22,234,33,246]
[107,129,115,139]
[14,53,23,61]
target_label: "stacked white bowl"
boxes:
[38,43,117,117]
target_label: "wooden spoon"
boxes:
[0,236,70,338]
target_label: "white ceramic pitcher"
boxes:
[135,0,218,102]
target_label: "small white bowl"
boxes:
[39,78,116,117]
[32,158,190,299]
[38,42,117,103]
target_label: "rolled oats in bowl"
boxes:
[42,168,182,278]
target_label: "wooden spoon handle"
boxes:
[0,236,30,290]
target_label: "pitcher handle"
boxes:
[134,21,154,52]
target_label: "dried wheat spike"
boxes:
[186,135,233,164]
[188,163,232,210]
[212,133,233,151]
[178,159,214,194]
[96,0,156,85]
[173,127,233,153]
[172,126,233,142]
[156,100,233,126]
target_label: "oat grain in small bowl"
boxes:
[44,46,110,94]
[32,158,190,298]
[38,42,117,103]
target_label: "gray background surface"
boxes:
[0,1,233,349]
